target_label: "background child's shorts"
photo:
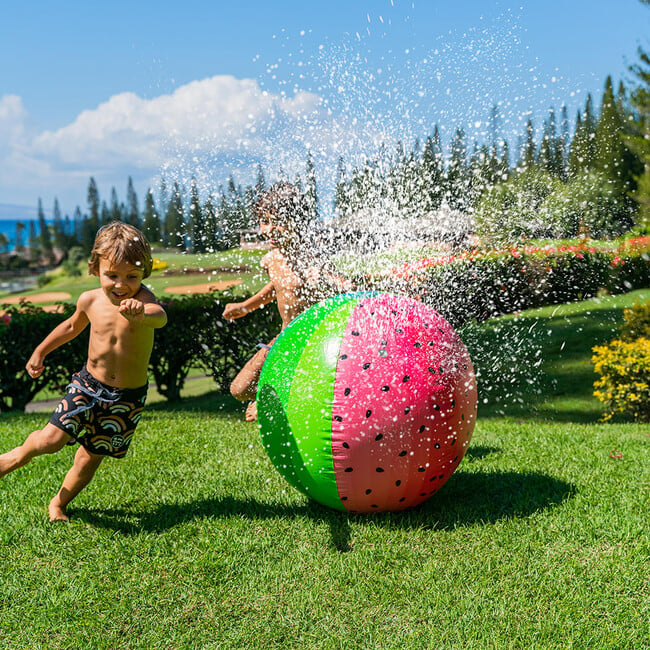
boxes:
[49,366,148,459]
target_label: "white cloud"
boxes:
[0,75,389,213]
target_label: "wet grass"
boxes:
[0,290,648,648]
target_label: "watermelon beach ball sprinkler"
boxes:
[257,292,478,513]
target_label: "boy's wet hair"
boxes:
[88,221,153,278]
[255,182,311,231]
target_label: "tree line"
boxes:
[23,20,650,260]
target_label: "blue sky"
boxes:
[1,0,649,219]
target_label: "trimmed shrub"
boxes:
[592,337,650,422]
[0,302,87,412]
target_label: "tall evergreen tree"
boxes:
[110,187,121,222]
[142,188,161,244]
[446,127,470,210]
[52,197,66,250]
[519,118,536,171]
[165,181,185,249]
[305,151,319,220]
[87,177,100,234]
[188,177,205,253]
[421,127,445,211]
[628,10,650,230]
[202,195,219,251]
[37,197,54,262]
[126,176,140,227]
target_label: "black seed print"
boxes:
[399,497,406,502]
[402,375,410,382]
[453,456,459,463]
[375,434,383,441]
[395,328,403,334]
[450,400,455,408]
[429,367,436,373]
[417,467,425,473]
[366,409,372,418]
[429,475,437,481]
[344,387,351,396]
[420,493,426,497]
[381,340,388,347]
[376,467,385,473]
[381,385,390,392]
[433,404,440,411]
[334,415,343,422]
[340,354,348,360]
[419,425,426,433]
[461,414,465,421]
[414,342,422,348]
[439,366,444,373]
[344,467,353,473]
[352,331,360,336]
[342,442,350,449]
[451,438,457,445]
[365,489,372,495]
[399,451,407,457]
[434,443,441,449]
[363,362,371,369]
[428,340,435,346]
[371,504,378,508]
[438,328,444,334]
[342,496,348,500]
[395,480,402,486]
[391,310,398,315]
[404,407,410,414]
[424,323,430,329]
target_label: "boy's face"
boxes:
[259,211,296,249]
[98,257,144,305]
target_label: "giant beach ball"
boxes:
[257,292,477,513]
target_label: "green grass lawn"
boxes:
[0,291,648,648]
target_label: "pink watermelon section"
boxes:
[330,294,477,513]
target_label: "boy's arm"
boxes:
[119,290,167,328]
[26,296,91,378]
[223,281,276,321]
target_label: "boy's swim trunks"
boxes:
[49,366,148,458]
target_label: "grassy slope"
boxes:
[0,291,648,649]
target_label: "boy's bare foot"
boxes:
[48,500,69,523]
[245,401,258,422]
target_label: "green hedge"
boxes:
[0,291,281,412]
[377,242,650,328]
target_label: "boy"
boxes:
[223,182,354,421]
[0,221,167,522]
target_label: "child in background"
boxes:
[223,182,354,421]
[0,221,167,522]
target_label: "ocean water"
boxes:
[0,219,50,250]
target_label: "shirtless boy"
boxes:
[0,221,167,522]
[223,182,354,421]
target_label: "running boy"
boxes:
[223,182,354,421]
[0,221,167,522]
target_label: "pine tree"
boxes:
[28,221,39,262]
[627,10,650,230]
[37,197,54,263]
[52,197,66,250]
[203,195,219,251]
[126,176,140,227]
[165,182,185,249]
[446,127,469,211]
[87,177,100,234]
[188,177,204,253]
[305,151,319,220]
[142,188,161,244]
[421,127,445,211]
[519,118,536,171]
[110,187,121,222]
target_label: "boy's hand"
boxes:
[119,298,145,322]
[26,353,45,379]
[222,302,249,321]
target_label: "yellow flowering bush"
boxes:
[592,300,650,422]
